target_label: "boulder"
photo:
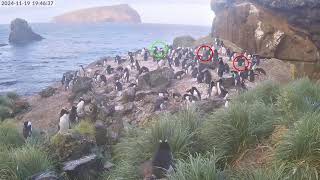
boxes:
[172,35,196,48]
[196,99,225,113]
[121,87,136,103]
[50,132,95,161]
[137,67,174,91]
[39,87,57,98]
[63,154,103,180]
[72,77,92,95]
[30,171,59,180]
[9,18,43,44]
[211,0,320,63]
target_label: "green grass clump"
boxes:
[276,78,320,126]
[235,81,280,105]
[231,165,288,180]
[275,112,320,179]
[0,144,54,180]
[105,108,202,180]
[0,121,24,148]
[73,120,96,138]
[199,101,276,162]
[168,153,225,180]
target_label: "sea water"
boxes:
[0,23,209,95]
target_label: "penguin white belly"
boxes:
[59,115,70,134]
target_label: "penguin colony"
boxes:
[44,37,267,179]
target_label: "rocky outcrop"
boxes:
[9,18,43,44]
[53,4,141,24]
[137,67,174,91]
[211,0,320,62]
[173,35,196,48]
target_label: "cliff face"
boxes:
[53,4,141,24]
[211,0,320,63]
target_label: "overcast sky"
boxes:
[0,0,214,26]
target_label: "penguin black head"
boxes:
[24,121,29,128]
[79,97,84,102]
[60,108,69,117]
[158,139,170,150]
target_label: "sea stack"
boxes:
[9,18,43,44]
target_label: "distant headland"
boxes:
[53,4,141,24]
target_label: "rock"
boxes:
[121,87,136,103]
[12,99,30,115]
[172,35,196,48]
[196,99,225,113]
[50,132,95,161]
[9,18,43,44]
[120,102,135,115]
[72,77,92,94]
[104,161,114,171]
[39,87,57,98]
[53,4,141,24]
[63,154,103,180]
[94,120,108,146]
[211,0,320,62]
[0,43,8,47]
[137,67,174,91]
[30,170,59,180]
[135,90,158,101]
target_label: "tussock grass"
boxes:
[231,165,288,180]
[105,108,202,179]
[276,78,320,126]
[235,81,280,105]
[168,153,225,180]
[0,121,24,148]
[73,120,96,138]
[199,101,276,162]
[275,112,320,179]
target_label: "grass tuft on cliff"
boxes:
[73,120,96,138]
[105,108,202,179]
[199,100,276,163]
[0,121,24,148]
[168,153,225,180]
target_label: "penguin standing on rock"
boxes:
[216,79,229,99]
[154,97,169,112]
[69,106,78,125]
[152,140,175,179]
[115,80,123,91]
[123,68,130,82]
[208,81,216,98]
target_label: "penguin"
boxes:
[106,65,114,74]
[76,98,85,117]
[216,79,229,99]
[116,66,124,72]
[172,92,182,99]
[174,71,186,80]
[123,68,130,82]
[69,106,78,124]
[139,66,149,75]
[174,57,180,67]
[197,72,204,83]
[217,59,225,78]
[225,98,231,108]
[59,109,70,134]
[23,121,32,139]
[115,80,123,91]
[255,68,266,75]
[208,81,215,98]
[186,87,201,100]
[191,67,199,78]
[203,70,212,85]
[152,140,175,179]
[224,63,230,74]
[154,97,169,112]
[182,94,198,103]
[135,60,141,71]
[115,55,122,64]
[128,83,137,88]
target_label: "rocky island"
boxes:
[9,18,43,44]
[53,4,141,24]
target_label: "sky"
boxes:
[0,0,214,26]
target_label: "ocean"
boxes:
[0,23,210,95]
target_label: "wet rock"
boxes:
[137,67,174,91]
[50,132,95,161]
[30,170,59,180]
[63,154,103,180]
[172,35,196,48]
[9,18,43,44]
[39,87,58,98]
